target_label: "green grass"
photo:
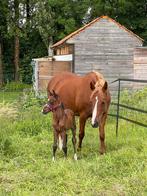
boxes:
[0,92,21,103]
[0,91,147,195]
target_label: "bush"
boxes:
[3,82,31,92]
[20,90,47,109]
[120,87,147,106]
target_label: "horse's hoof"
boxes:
[74,154,78,160]
[99,149,106,155]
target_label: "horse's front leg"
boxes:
[62,130,67,158]
[52,129,58,161]
[99,115,107,154]
[78,114,87,150]
[71,127,77,160]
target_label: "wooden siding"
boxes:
[67,18,142,88]
[38,61,71,91]
[51,16,143,48]
[133,48,147,89]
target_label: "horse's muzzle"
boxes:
[42,110,46,114]
[91,121,99,128]
[42,109,49,114]
[42,104,52,114]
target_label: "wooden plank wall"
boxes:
[67,18,143,93]
[134,48,147,79]
[38,61,71,91]
[133,48,147,89]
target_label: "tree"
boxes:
[0,39,3,86]
[34,0,55,56]
[14,0,20,81]
[7,0,21,81]
[0,1,8,85]
[89,0,147,44]
[34,0,90,56]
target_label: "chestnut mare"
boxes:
[47,71,111,154]
[42,90,77,161]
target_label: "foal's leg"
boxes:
[62,130,67,158]
[52,130,58,161]
[71,127,77,160]
[78,114,87,150]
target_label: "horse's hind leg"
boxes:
[52,130,58,161]
[71,127,77,160]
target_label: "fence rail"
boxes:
[111,78,147,83]
[109,78,147,137]
[111,102,147,114]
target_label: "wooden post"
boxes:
[116,79,120,137]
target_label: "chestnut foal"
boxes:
[42,90,77,161]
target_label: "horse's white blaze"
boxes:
[58,135,63,150]
[92,96,98,125]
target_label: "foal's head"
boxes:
[42,90,61,114]
[90,80,110,128]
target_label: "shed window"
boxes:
[55,45,73,55]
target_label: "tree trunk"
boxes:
[14,0,20,81]
[0,41,3,85]
[48,37,53,56]
[14,34,20,81]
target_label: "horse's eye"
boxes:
[102,102,105,105]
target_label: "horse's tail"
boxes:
[58,135,63,150]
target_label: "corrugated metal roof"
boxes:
[51,15,144,48]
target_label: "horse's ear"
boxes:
[90,80,95,90]
[48,90,52,96]
[102,81,108,91]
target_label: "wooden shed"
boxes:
[32,56,72,92]
[33,15,147,93]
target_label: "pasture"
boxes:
[0,89,147,195]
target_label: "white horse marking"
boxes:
[74,153,77,161]
[92,96,98,125]
[52,156,55,162]
[58,135,63,150]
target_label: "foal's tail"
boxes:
[58,135,63,150]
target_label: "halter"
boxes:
[46,102,62,112]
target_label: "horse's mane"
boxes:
[92,71,105,88]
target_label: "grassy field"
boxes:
[0,90,147,196]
